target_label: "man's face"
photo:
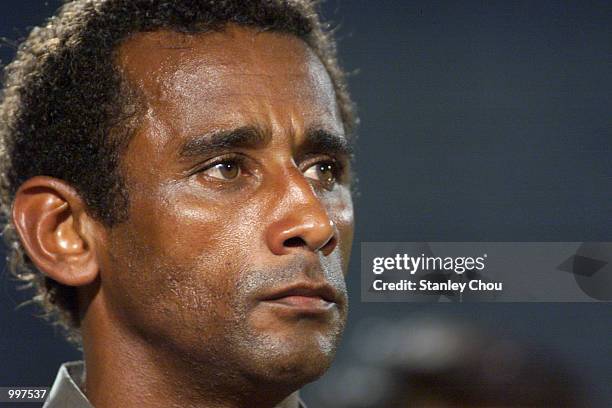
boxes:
[95,25,354,390]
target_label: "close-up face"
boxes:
[94,25,354,391]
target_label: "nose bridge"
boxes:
[283,165,321,209]
[265,165,337,256]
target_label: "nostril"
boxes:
[320,236,337,256]
[284,237,307,248]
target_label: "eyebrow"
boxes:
[298,127,353,158]
[177,124,352,160]
[178,126,270,159]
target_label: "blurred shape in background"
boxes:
[310,316,586,407]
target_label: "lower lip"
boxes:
[262,296,335,314]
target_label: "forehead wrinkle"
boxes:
[165,67,311,99]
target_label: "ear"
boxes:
[12,176,100,287]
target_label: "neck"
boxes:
[80,293,301,408]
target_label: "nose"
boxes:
[268,215,337,256]
[265,173,338,257]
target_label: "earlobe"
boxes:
[12,177,100,287]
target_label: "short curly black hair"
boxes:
[0,0,355,344]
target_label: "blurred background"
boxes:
[1,0,611,406]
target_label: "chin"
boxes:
[240,329,340,388]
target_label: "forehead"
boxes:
[115,25,342,143]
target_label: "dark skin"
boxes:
[12,25,354,408]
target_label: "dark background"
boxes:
[1,0,611,406]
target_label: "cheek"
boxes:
[101,186,263,335]
[130,183,254,264]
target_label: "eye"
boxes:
[201,160,241,181]
[303,160,339,189]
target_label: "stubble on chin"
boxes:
[223,255,348,386]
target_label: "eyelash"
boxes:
[193,153,248,174]
[301,156,346,178]
[193,153,347,184]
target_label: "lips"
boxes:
[259,282,340,313]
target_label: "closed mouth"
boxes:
[259,282,339,313]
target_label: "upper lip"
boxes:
[259,281,339,304]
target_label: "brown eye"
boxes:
[202,161,241,180]
[304,161,337,189]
